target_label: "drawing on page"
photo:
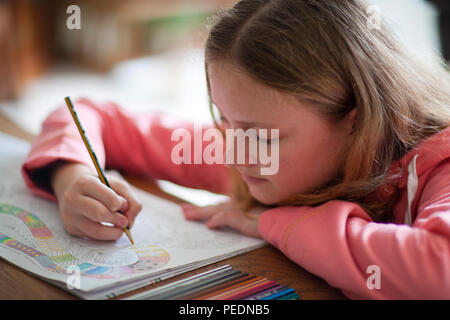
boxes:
[135,203,244,250]
[0,203,170,279]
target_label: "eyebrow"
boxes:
[212,101,276,128]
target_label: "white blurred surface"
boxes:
[368,0,441,58]
[0,48,211,135]
[157,180,229,206]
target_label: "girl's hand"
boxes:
[51,163,143,241]
[181,201,268,238]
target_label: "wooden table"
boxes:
[0,112,346,300]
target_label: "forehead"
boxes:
[207,61,293,124]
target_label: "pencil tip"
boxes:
[124,228,134,245]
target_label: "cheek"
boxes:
[255,133,344,201]
[265,149,315,195]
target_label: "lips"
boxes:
[240,173,267,184]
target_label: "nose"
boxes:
[224,142,259,168]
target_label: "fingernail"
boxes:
[120,198,129,212]
[181,203,195,212]
[118,216,128,228]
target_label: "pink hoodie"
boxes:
[22,99,450,299]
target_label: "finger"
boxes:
[181,203,225,221]
[62,221,87,239]
[77,176,127,213]
[85,197,129,229]
[207,210,259,238]
[206,210,238,229]
[72,215,124,241]
[60,189,128,229]
[108,178,143,228]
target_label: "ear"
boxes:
[346,108,357,135]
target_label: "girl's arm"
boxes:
[258,160,450,299]
[22,98,231,201]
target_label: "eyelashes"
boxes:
[216,113,278,145]
[257,136,272,144]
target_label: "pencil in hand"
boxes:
[64,96,135,245]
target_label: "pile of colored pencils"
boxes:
[130,265,300,300]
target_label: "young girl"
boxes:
[22,0,450,299]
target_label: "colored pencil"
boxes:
[128,265,300,300]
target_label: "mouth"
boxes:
[240,173,267,185]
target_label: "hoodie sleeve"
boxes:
[258,160,450,299]
[21,99,231,201]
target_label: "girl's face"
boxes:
[208,62,356,205]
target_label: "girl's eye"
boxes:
[257,133,280,144]
[217,115,229,125]
[257,136,272,144]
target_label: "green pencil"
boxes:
[64,96,134,245]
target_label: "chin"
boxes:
[248,187,285,206]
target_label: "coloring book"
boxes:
[0,132,265,299]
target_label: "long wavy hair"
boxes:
[204,0,450,222]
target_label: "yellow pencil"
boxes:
[64,96,134,245]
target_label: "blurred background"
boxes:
[0,0,448,135]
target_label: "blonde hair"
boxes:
[204,0,450,221]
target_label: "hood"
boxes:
[393,126,450,190]
[373,126,450,224]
